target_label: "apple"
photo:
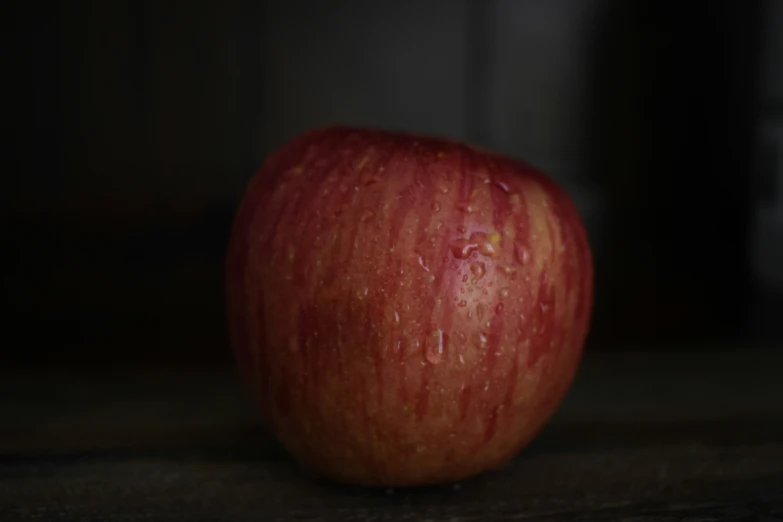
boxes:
[225,126,593,487]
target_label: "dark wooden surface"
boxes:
[2,348,782,521]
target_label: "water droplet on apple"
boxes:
[417,254,430,272]
[475,332,488,347]
[456,201,474,214]
[394,311,400,324]
[435,221,444,231]
[476,303,486,321]
[431,201,441,212]
[515,243,530,265]
[449,238,478,259]
[483,381,490,392]
[493,180,511,194]
[470,261,486,280]
[499,288,509,299]
[457,299,468,308]
[458,354,465,365]
[500,265,515,276]
[456,225,467,234]
[479,242,496,257]
[495,303,504,314]
[425,329,446,364]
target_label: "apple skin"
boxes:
[226,126,593,487]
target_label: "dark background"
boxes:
[4,0,783,369]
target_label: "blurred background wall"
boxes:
[4,0,781,368]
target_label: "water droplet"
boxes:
[425,329,446,364]
[476,332,488,347]
[515,243,530,265]
[478,242,496,257]
[540,302,551,313]
[458,354,465,364]
[499,288,509,299]
[457,299,468,308]
[431,201,441,212]
[483,381,490,392]
[356,287,369,300]
[476,303,486,321]
[417,254,430,272]
[470,261,486,280]
[456,225,467,234]
[496,303,504,314]
[501,265,515,276]
[449,238,478,259]
[493,180,511,193]
[435,221,444,231]
[440,186,450,194]
[394,311,400,323]
[456,201,474,214]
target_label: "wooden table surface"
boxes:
[2,347,782,521]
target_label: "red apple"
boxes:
[226,126,593,486]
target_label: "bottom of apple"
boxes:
[296,453,517,489]
[277,429,543,488]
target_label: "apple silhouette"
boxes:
[226,126,593,486]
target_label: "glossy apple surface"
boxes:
[226,126,593,486]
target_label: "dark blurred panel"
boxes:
[6,0,253,367]
[586,0,763,345]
